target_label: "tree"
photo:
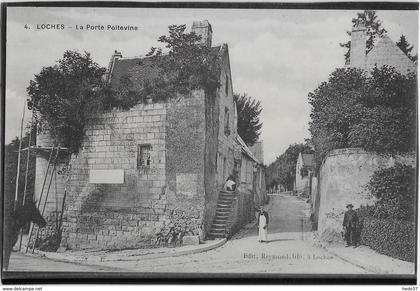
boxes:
[27,51,109,153]
[366,163,415,221]
[308,66,417,167]
[266,143,313,191]
[146,24,221,99]
[396,35,418,63]
[340,10,387,64]
[233,93,263,146]
[308,67,367,165]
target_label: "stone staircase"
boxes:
[208,190,236,239]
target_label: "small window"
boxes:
[137,144,151,168]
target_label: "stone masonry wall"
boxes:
[60,103,168,250]
[164,91,206,240]
[317,148,415,243]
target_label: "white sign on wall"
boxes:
[89,169,124,184]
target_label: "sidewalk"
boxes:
[318,241,415,275]
[30,238,226,264]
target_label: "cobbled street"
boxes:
[8,193,371,274]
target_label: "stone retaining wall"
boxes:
[316,148,415,243]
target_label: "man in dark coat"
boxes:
[343,204,359,247]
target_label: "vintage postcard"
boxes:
[1,2,418,284]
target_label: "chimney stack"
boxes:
[105,50,123,83]
[349,22,367,68]
[191,20,212,47]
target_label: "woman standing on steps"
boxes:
[258,206,269,243]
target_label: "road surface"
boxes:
[6,193,370,274]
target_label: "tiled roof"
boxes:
[236,135,260,164]
[365,35,417,74]
[109,46,223,92]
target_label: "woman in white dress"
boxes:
[258,208,268,242]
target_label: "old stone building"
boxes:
[294,152,315,197]
[32,20,265,250]
[349,22,417,73]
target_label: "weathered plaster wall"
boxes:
[203,88,220,235]
[216,45,239,187]
[253,167,266,207]
[317,148,415,242]
[165,91,206,238]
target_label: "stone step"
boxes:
[215,213,230,217]
[217,202,232,206]
[217,198,233,203]
[219,193,235,197]
[216,204,231,208]
[216,210,230,217]
[212,223,227,228]
[215,212,230,217]
[211,227,226,232]
[219,193,235,198]
[214,218,229,222]
[213,218,228,223]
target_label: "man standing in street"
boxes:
[343,203,359,247]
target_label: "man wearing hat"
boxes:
[342,203,359,247]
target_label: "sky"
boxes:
[4,7,418,164]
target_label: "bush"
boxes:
[27,51,109,154]
[308,66,417,167]
[366,163,416,221]
[359,216,415,262]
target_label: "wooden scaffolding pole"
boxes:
[58,169,71,232]
[31,147,60,253]
[13,102,26,211]
[25,144,56,253]
[18,113,34,251]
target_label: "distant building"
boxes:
[33,20,265,250]
[349,22,417,73]
[294,152,315,197]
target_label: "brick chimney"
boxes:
[349,22,367,68]
[191,20,212,47]
[105,50,123,83]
